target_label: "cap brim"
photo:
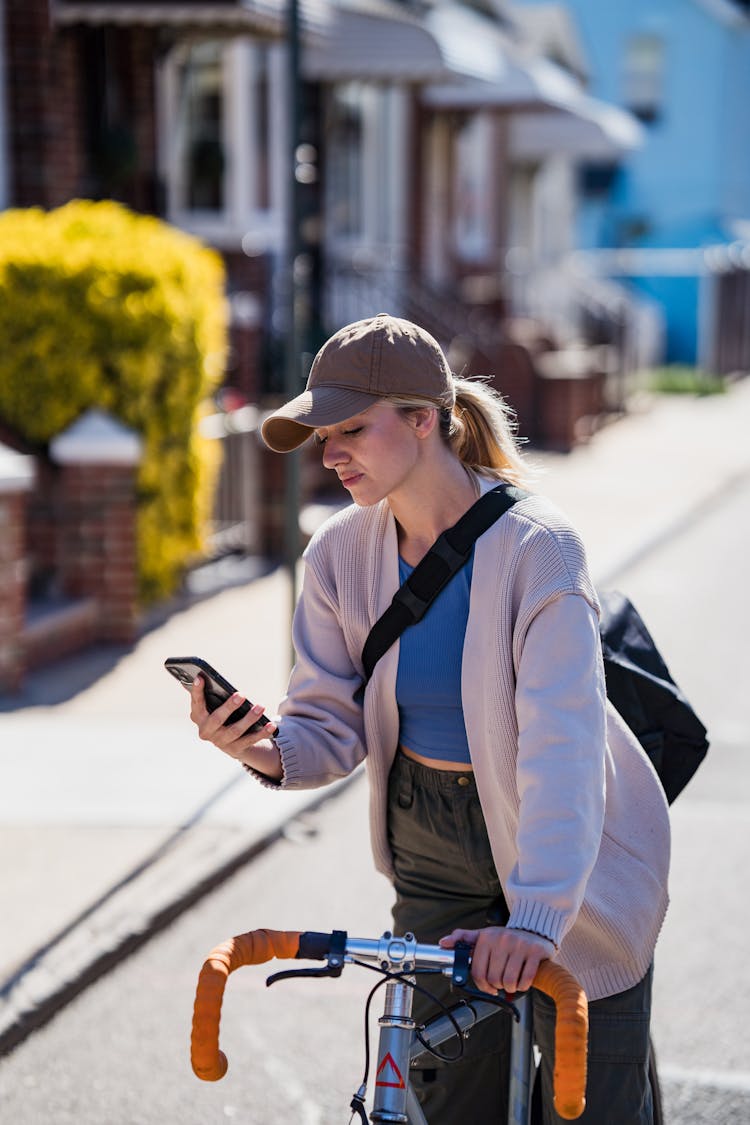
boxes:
[261,386,383,452]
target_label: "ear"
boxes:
[408,406,438,440]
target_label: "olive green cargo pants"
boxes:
[387,752,654,1125]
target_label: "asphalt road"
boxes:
[0,476,748,1124]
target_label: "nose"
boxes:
[322,437,348,470]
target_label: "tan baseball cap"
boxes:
[261,313,455,452]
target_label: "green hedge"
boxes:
[0,199,228,602]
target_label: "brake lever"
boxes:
[266,964,344,987]
[450,940,520,1020]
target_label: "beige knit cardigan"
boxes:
[267,479,670,1001]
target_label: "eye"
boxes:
[314,425,363,447]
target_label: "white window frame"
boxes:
[452,112,495,264]
[157,37,287,251]
[325,82,409,269]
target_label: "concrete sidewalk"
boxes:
[2,379,749,1054]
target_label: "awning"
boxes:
[421,2,539,89]
[53,0,449,77]
[52,0,330,37]
[509,98,643,160]
[420,6,642,157]
[302,0,447,81]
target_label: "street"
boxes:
[0,474,748,1124]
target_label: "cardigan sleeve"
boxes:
[506,593,607,948]
[266,555,367,790]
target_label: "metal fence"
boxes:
[704,243,750,376]
[198,406,263,558]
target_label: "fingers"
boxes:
[439,928,480,949]
[189,676,272,759]
[469,928,554,996]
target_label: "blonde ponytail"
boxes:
[447,377,532,487]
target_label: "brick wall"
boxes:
[5,0,84,206]
[0,413,143,694]
[0,490,29,693]
[5,2,160,210]
[48,411,142,645]
[52,461,140,642]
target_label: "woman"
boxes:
[189,314,670,1123]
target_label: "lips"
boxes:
[339,473,364,488]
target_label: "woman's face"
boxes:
[314,401,428,507]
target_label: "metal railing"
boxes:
[507,254,665,374]
[703,242,750,376]
[198,406,263,558]
[552,243,750,378]
[323,256,499,354]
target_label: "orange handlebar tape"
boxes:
[532,960,589,1119]
[190,928,302,1081]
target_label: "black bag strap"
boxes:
[361,483,528,685]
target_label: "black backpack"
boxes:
[361,484,708,804]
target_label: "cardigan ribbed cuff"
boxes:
[506,899,568,950]
[242,727,302,790]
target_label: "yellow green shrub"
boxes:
[0,199,228,601]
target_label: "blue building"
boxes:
[514,0,750,363]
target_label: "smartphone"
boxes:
[164,656,275,734]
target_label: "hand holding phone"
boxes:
[164,657,275,734]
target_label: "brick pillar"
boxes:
[49,409,143,644]
[0,443,34,693]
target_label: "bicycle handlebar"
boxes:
[191,929,301,1081]
[190,927,588,1120]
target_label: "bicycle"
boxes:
[189,926,589,1123]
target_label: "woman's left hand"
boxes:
[439,926,556,995]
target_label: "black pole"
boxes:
[284,0,303,667]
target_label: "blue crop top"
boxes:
[396,548,474,763]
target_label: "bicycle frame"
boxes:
[189,927,588,1123]
[369,975,534,1124]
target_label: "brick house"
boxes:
[0,0,655,688]
[2,0,654,419]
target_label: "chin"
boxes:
[346,483,387,508]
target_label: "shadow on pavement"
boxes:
[0,554,276,712]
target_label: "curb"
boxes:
[0,775,359,1058]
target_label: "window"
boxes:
[326,83,367,242]
[325,82,407,259]
[453,114,494,263]
[160,37,285,245]
[623,35,665,124]
[178,42,225,212]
